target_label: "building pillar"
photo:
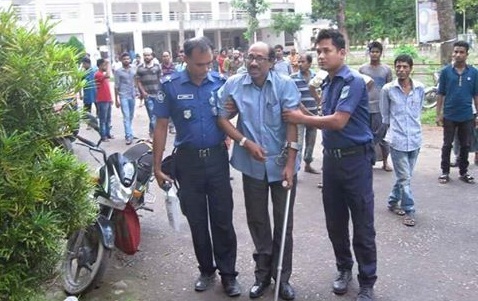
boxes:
[137,2,143,23]
[133,30,144,55]
[79,2,98,56]
[35,0,46,19]
[161,0,170,21]
[211,0,219,20]
[185,2,190,21]
[166,32,172,53]
[215,31,222,50]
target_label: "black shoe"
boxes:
[333,270,352,295]
[249,280,270,298]
[279,282,295,300]
[222,277,241,297]
[194,272,215,292]
[356,287,374,301]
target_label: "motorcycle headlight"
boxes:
[109,174,134,207]
[123,162,135,186]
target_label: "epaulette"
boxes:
[160,72,180,84]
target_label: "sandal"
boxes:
[403,213,415,227]
[387,203,405,216]
[438,174,449,184]
[459,174,475,184]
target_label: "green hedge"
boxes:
[0,8,96,301]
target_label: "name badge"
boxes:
[177,94,194,100]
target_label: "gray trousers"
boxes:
[242,173,297,283]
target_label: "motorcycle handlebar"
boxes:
[76,135,97,148]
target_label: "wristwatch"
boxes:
[239,136,248,147]
[284,141,300,151]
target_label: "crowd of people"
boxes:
[78,31,478,301]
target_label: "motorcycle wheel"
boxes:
[423,88,438,109]
[62,226,111,295]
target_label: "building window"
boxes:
[284,32,294,47]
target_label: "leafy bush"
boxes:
[393,44,419,59]
[0,9,96,301]
[421,107,437,125]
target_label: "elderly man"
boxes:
[217,41,301,300]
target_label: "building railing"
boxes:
[93,11,250,24]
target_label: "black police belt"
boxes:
[176,143,226,159]
[324,144,368,159]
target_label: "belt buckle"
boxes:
[199,148,210,158]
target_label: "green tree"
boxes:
[271,13,304,50]
[0,8,96,301]
[311,0,350,48]
[63,36,85,58]
[232,0,269,43]
[455,0,478,34]
[311,0,415,46]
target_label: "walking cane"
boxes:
[274,180,292,301]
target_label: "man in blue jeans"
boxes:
[380,54,425,227]
[136,47,162,139]
[115,52,137,145]
[436,40,478,184]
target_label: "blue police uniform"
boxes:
[153,70,238,278]
[321,65,377,288]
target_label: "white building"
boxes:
[6,0,326,60]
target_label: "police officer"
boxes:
[152,36,240,297]
[283,29,377,301]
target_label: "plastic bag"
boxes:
[164,187,181,231]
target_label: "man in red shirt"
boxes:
[95,58,114,141]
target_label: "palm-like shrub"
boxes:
[0,9,96,301]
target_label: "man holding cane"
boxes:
[217,41,301,300]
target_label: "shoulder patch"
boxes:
[157,91,166,103]
[339,86,350,100]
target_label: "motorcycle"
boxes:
[62,114,154,295]
[423,71,440,109]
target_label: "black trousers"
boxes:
[175,145,237,278]
[242,173,297,284]
[441,118,474,175]
[322,145,377,288]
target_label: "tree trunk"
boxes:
[436,0,457,65]
[336,0,350,51]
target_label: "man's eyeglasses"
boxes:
[245,55,269,64]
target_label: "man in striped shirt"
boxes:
[136,47,162,138]
[291,53,320,174]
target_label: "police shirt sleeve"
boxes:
[153,85,170,119]
[335,76,365,114]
